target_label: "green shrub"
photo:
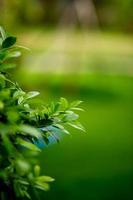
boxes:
[0,27,84,200]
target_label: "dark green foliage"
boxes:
[0,27,84,200]
[2,36,17,49]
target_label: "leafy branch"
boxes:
[0,26,85,200]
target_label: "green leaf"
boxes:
[36,176,55,182]
[6,51,21,59]
[0,63,16,71]
[1,132,15,154]
[0,101,4,110]
[17,138,41,152]
[71,107,84,111]
[0,74,6,80]
[63,112,79,122]
[0,38,3,46]
[0,26,6,40]
[7,110,19,123]
[17,180,30,186]
[70,100,83,107]
[35,182,50,191]
[13,90,26,104]
[15,45,31,51]
[17,91,40,105]
[18,125,42,139]
[60,97,68,110]
[67,121,85,132]
[25,91,40,100]
[2,36,17,48]
[54,124,70,135]
[15,159,31,176]
[34,165,41,177]
[13,90,26,99]
[0,74,6,89]
[18,96,24,104]
[0,50,7,61]
[34,176,54,191]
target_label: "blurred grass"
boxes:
[17,30,133,75]
[14,30,133,200]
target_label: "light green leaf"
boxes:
[17,180,30,186]
[17,138,41,152]
[70,100,83,107]
[36,176,55,182]
[25,91,40,100]
[60,97,68,110]
[18,96,24,104]
[6,51,21,59]
[15,159,31,176]
[67,122,85,132]
[0,38,3,46]
[18,125,42,139]
[15,45,31,51]
[0,101,4,110]
[63,113,79,122]
[71,107,84,111]
[0,74,6,80]
[35,182,50,191]
[0,26,6,40]
[34,165,40,177]
[13,90,25,99]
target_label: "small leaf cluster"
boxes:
[0,27,84,199]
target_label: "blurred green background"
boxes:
[0,0,133,199]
